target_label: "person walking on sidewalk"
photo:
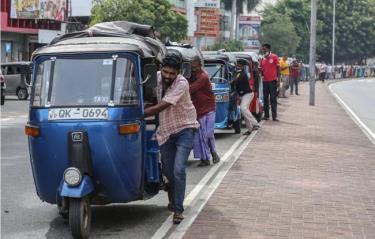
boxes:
[189,56,220,167]
[279,54,290,98]
[290,59,300,95]
[231,59,260,135]
[319,62,327,82]
[260,43,280,121]
[144,53,199,224]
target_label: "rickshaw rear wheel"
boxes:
[16,88,28,100]
[69,197,91,239]
[233,119,241,134]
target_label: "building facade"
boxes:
[1,0,65,62]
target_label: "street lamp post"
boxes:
[332,0,336,78]
[309,0,318,106]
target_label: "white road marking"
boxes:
[0,114,28,127]
[329,84,375,145]
[151,127,260,239]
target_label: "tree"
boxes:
[90,0,188,42]
[222,0,261,40]
[261,0,375,63]
[261,14,300,56]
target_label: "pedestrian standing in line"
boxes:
[278,54,290,98]
[298,61,305,82]
[348,65,353,78]
[260,43,280,121]
[290,59,300,95]
[328,64,334,80]
[231,58,260,135]
[319,62,327,82]
[188,56,220,167]
[144,53,199,224]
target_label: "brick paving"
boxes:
[183,82,375,239]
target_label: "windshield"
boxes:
[205,63,227,83]
[32,56,138,107]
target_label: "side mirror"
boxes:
[142,64,157,88]
[24,63,33,87]
[181,62,191,79]
[24,76,32,87]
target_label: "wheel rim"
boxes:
[18,90,26,99]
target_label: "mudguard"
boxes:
[60,175,94,198]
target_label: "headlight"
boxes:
[63,167,82,187]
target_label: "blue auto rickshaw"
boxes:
[165,42,202,78]
[202,51,242,133]
[25,21,167,239]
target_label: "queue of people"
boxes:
[145,42,322,224]
[299,63,375,81]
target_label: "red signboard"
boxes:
[194,8,220,38]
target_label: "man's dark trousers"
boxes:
[263,80,277,119]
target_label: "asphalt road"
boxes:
[330,78,375,136]
[1,97,244,239]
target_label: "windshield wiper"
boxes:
[210,66,222,80]
[46,57,56,106]
[109,55,118,106]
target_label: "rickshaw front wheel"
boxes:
[234,119,241,134]
[69,197,91,239]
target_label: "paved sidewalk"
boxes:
[184,82,375,239]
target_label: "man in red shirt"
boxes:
[260,43,280,121]
[290,59,300,95]
[189,56,220,167]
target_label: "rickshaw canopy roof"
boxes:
[32,21,167,62]
[166,45,203,63]
[226,52,260,63]
[202,51,237,66]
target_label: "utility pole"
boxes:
[230,0,237,40]
[309,0,318,106]
[332,0,336,77]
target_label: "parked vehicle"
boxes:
[0,61,31,100]
[202,51,242,133]
[226,52,264,122]
[25,21,167,239]
[0,70,5,105]
[165,41,202,79]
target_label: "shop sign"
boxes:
[194,8,220,38]
[10,0,67,21]
[5,42,12,54]
[239,15,261,51]
[195,0,220,8]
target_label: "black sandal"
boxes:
[173,213,184,224]
[212,152,220,164]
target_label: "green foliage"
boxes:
[90,0,188,42]
[261,14,300,56]
[206,40,244,52]
[261,0,375,63]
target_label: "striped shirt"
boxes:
[156,72,199,145]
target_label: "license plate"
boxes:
[48,107,108,120]
[215,93,229,102]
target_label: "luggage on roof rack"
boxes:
[50,21,156,45]
[33,21,167,62]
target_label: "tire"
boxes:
[233,119,241,134]
[17,88,29,100]
[69,197,91,239]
